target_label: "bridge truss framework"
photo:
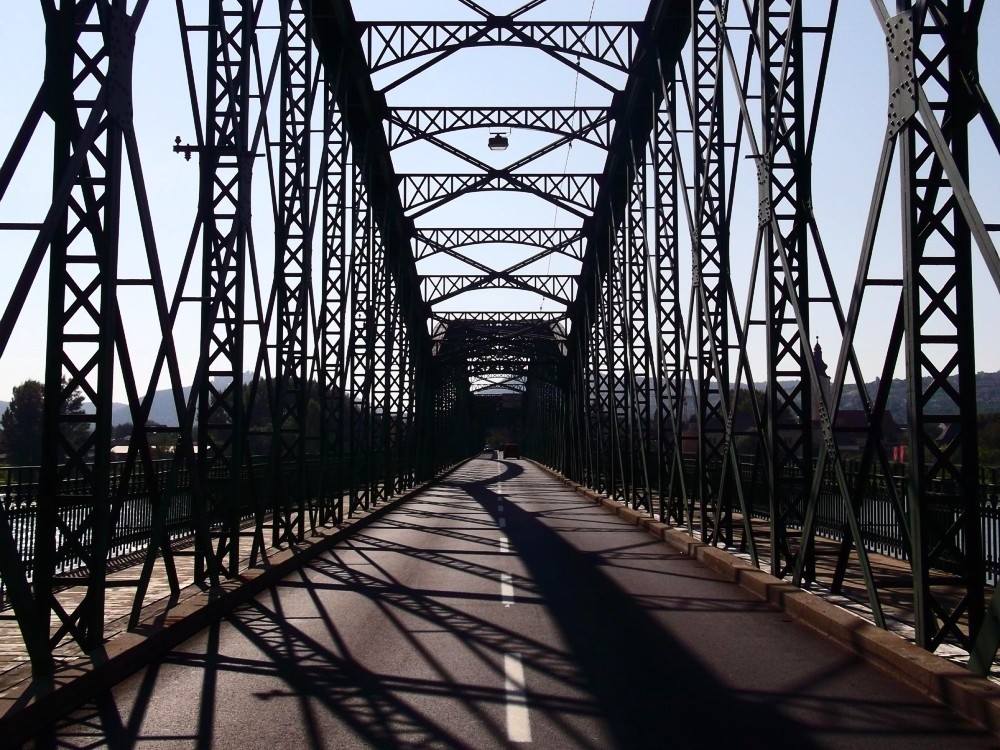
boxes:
[0,0,998,679]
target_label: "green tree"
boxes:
[979,413,1000,470]
[2,380,44,465]
[1,378,87,466]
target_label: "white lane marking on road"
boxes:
[499,517,506,529]
[500,537,509,554]
[504,653,532,743]
[501,572,514,607]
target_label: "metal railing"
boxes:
[668,454,1000,582]
[0,453,375,605]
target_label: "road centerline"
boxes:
[504,653,532,743]
[500,572,514,607]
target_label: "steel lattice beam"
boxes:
[272,0,314,547]
[420,273,577,305]
[399,173,600,218]
[387,107,613,149]
[195,0,254,583]
[690,0,732,548]
[414,227,585,260]
[359,21,642,76]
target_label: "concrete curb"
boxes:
[527,459,1000,737]
[0,457,477,747]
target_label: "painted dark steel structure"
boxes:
[0,0,999,686]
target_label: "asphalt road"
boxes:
[21,458,1000,749]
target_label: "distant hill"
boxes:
[81,386,191,427]
[838,371,1000,424]
[81,372,256,427]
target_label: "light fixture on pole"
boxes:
[488,129,509,151]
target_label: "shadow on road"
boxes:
[23,459,992,750]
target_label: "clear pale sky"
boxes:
[0,0,997,407]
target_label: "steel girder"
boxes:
[195,0,254,584]
[414,228,585,261]
[272,0,314,548]
[431,310,569,325]
[760,0,819,583]
[359,21,642,82]
[399,173,600,218]
[35,0,124,661]
[421,274,577,306]
[523,363,565,468]
[317,74,349,529]
[623,157,655,511]
[652,79,687,526]
[888,0,987,653]
[602,158,654,508]
[346,160,378,513]
[690,0,733,549]
[387,108,613,150]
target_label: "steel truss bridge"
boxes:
[1,0,1000,682]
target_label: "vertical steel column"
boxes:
[894,1,983,650]
[608,204,629,504]
[393,312,412,494]
[196,0,252,581]
[564,345,583,482]
[760,0,813,578]
[34,0,128,658]
[575,337,594,487]
[369,219,390,504]
[401,340,415,489]
[347,160,373,513]
[691,0,731,545]
[433,368,453,473]
[318,76,348,527]
[590,277,612,496]
[565,333,588,486]
[378,273,398,502]
[624,156,654,510]
[272,0,313,545]
[652,80,685,525]
[413,351,434,482]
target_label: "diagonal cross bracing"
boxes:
[359,22,642,75]
[387,108,613,150]
[399,173,600,218]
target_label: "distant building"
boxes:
[812,341,905,458]
[677,341,906,460]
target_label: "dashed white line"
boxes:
[504,653,532,743]
[500,537,509,554]
[499,517,506,529]
[500,573,514,607]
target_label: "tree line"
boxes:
[0,378,361,466]
[0,379,86,465]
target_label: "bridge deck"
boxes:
[6,457,994,748]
